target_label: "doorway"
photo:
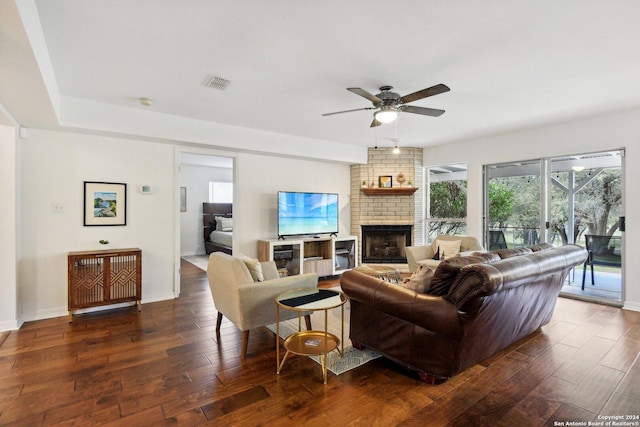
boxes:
[175,149,236,296]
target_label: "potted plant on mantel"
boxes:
[99,239,110,249]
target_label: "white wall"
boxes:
[0,124,18,330]
[179,163,232,256]
[233,152,352,257]
[424,106,640,311]
[14,128,352,324]
[19,129,177,321]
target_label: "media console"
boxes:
[258,235,357,278]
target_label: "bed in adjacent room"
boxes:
[203,202,233,255]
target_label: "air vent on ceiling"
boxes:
[202,74,231,90]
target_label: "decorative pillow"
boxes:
[434,239,461,260]
[220,218,233,231]
[214,216,233,232]
[428,255,491,296]
[236,253,264,282]
[399,265,434,293]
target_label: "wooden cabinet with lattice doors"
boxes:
[67,248,142,320]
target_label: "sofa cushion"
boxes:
[428,255,491,296]
[236,253,264,282]
[399,265,434,293]
[434,239,461,260]
[529,243,554,252]
[469,252,501,263]
[495,247,533,259]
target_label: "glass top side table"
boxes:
[275,288,348,384]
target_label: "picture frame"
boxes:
[378,175,393,188]
[180,187,187,212]
[84,181,127,226]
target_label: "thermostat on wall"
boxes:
[139,185,153,194]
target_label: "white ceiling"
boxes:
[2,0,640,154]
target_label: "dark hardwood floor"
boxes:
[1,260,639,426]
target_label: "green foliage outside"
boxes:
[551,168,621,244]
[487,181,515,228]
[429,181,467,236]
[429,167,621,247]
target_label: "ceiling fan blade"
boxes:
[322,107,375,116]
[347,88,383,104]
[401,105,445,117]
[398,84,450,104]
[370,117,382,127]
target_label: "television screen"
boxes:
[278,191,338,237]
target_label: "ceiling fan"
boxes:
[322,83,450,127]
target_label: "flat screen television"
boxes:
[277,191,338,238]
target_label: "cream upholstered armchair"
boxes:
[207,252,318,359]
[406,235,484,273]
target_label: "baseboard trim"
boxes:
[0,319,22,332]
[623,300,640,312]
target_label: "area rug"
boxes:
[182,255,209,271]
[266,289,381,375]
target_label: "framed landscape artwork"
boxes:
[84,181,127,226]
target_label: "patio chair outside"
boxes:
[581,234,621,290]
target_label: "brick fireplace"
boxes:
[350,147,424,268]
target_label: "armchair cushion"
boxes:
[431,235,483,254]
[434,239,461,259]
[260,260,279,281]
[236,253,264,282]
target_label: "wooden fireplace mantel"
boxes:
[360,187,419,196]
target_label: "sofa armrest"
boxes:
[340,270,460,337]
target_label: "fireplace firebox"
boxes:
[361,225,412,264]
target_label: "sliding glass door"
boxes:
[549,152,623,304]
[484,150,624,305]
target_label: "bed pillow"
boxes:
[236,253,264,282]
[214,216,233,232]
[434,239,461,260]
[399,265,434,293]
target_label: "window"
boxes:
[427,163,467,241]
[209,182,233,203]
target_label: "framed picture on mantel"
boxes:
[379,175,392,188]
[84,181,127,226]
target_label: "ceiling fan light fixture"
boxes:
[375,108,398,124]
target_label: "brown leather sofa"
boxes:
[340,244,587,383]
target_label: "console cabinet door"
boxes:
[68,248,141,318]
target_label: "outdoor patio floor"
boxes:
[561,265,622,305]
